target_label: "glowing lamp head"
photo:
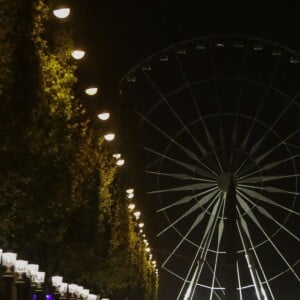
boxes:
[35,271,46,284]
[126,188,134,194]
[2,252,17,267]
[128,203,135,211]
[116,159,125,166]
[15,260,28,274]
[85,87,98,96]
[104,133,115,141]
[138,222,144,228]
[71,50,85,60]
[145,247,151,252]
[134,211,141,220]
[113,153,121,159]
[53,8,70,19]
[26,264,39,277]
[97,112,110,121]
[127,193,134,199]
[59,283,68,295]
[82,289,90,297]
[52,275,63,287]
[68,283,78,294]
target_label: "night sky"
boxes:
[70,1,300,298]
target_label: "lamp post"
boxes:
[2,252,17,300]
[51,275,63,300]
[14,259,28,300]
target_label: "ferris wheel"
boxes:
[120,36,300,300]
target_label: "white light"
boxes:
[53,8,70,19]
[145,247,150,252]
[68,283,78,294]
[138,222,144,228]
[2,252,17,267]
[127,193,134,199]
[26,264,39,277]
[71,50,85,60]
[52,275,63,287]
[35,271,46,283]
[82,289,90,297]
[76,286,84,296]
[15,260,28,274]
[126,188,134,194]
[98,112,110,121]
[88,295,98,300]
[116,159,125,166]
[85,87,98,96]
[0,249,2,264]
[139,229,143,234]
[104,133,115,141]
[59,283,68,294]
[149,254,153,260]
[128,203,135,210]
[113,153,121,159]
[134,211,141,220]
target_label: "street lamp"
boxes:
[134,211,141,220]
[113,153,121,159]
[116,159,125,166]
[2,252,17,275]
[126,188,134,194]
[104,133,115,141]
[53,8,71,19]
[85,87,98,96]
[97,112,110,121]
[128,203,135,211]
[138,222,144,228]
[15,260,28,282]
[71,50,86,60]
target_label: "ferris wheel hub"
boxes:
[217,172,236,192]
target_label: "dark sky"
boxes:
[70,1,300,299]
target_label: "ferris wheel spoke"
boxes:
[239,174,300,184]
[147,170,215,183]
[137,111,203,164]
[262,186,300,195]
[142,70,210,156]
[237,152,300,180]
[237,197,300,282]
[149,182,216,194]
[162,198,218,268]
[157,191,221,237]
[237,261,244,300]
[144,146,217,179]
[157,188,218,213]
[238,187,300,216]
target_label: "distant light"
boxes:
[149,254,153,260]
[53,8,70,19]
[126,188,134,194]
[128,203,135,211]
[127,193,134,199]
[85,87,98,96]
[97,112,110,121]
[104,133,115,141]
[138,222,144,228]
[152,260,157,266]
[145,247,151,252]
[116,159,125,166]
[134,211,141,220]
[113,153,121,159]
[71,50,85,60]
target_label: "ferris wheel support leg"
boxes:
[224,175,239,300]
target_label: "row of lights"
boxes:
[126,189,158,277]
[54,1,158,284]
[53,6,122,168]
[0,249,102,299]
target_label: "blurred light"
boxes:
[35,271,46,283]
[15,260,28,274]
[128,203,135,210]
[2,252,17,267]
[138,222,144,228]
[104,133,115,141]
[142,234,146,238]
[53,8,70,19]
[82,289,90,297]
[149,254,153,260]
[139,229,143,234]
[113,153,121,159]
[127,193,134,199]
[98,112,110,121]
[152,260,157,266]
[126,188,134,194]
[71,50,85,60]
[59,283,68,294]
[26,264,39,277]
[85,87,98,96]
[52,275,63,287]
[68,284,78,294]
[116,159,125,166]
[134,211,141,220]
[145,247,151,252]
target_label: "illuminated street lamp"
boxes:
[59,282,68,298]
[97,112,110,121]
[71,50,86,60]
[116,159,125,166]
[128,203,135,211]
[85,87,98,96]
[113,153,121,159]
[127,193,134,199]
[145,247,151,253]
[15,260,28,282]
[2,252,17,275]
[134,211,141,220]
[126,188,134,194]
[138,222,144,228]
[53,8,71,19]
[104,133,115,141]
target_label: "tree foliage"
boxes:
[0,0,158,298]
